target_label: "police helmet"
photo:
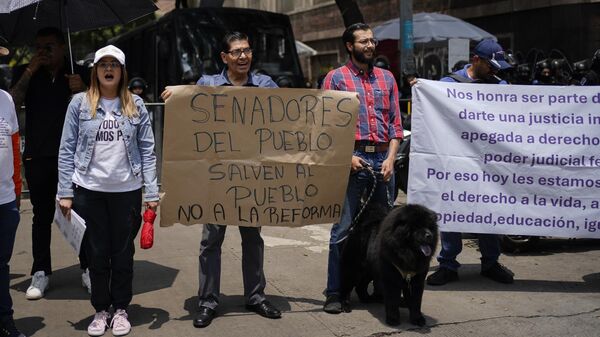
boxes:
[128,77,148,90]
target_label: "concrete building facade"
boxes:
[223,0,599,84]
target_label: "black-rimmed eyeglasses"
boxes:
[227,48,252,58]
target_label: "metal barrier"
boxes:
[145,102,165,183]
[399,98,411,114]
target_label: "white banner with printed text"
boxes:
[408,79,600,238]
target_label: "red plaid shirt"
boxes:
[323,61,402,143]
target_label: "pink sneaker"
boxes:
[111,309,131,336]
[87,310,110,336]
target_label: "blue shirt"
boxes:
[441,64,508,84]
[197,68,278,88]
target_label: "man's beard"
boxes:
[352,48,374,66]
[474,66,498,83]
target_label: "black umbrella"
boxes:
[0,0,157,72]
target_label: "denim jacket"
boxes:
[57,92,159,201]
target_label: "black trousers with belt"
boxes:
[73,186,142,312]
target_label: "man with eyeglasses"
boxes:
[161,31,280,328]
[321,22,402,314]
[426,39,515,286]
[9,27,90,301]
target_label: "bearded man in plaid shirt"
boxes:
[321,22,403,314]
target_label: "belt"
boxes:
[354,141,389,153]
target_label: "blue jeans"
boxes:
[326,151,394,296]
[0,200,19,319]
[437,232,500,271]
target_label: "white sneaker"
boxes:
[25,271,49,300]
[110,309,131,336]
[82,269,92,294]
[87,310,110,336]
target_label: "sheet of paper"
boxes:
[54,199,86,254]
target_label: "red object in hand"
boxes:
[140,208,156,249]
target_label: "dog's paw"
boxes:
[342,299,352,313]
[409,314,426,327]
[385,310,401,326]
[385,315,401,326]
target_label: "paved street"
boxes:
[8,197,600,337]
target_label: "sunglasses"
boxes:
[482,52,504,70]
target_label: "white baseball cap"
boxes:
[93,45,125,65]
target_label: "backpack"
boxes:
[447,73,474,83]
[447,73,501,84]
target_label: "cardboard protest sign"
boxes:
[161,85,359,227]
[409,79,600,238]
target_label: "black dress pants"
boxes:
[24,157,87,275]
[24,157,58,275]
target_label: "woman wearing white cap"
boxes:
[57,45,159,336]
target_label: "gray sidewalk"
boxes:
[8,198,600,337]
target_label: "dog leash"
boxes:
[333,164,393,244]
[393,263,416,295]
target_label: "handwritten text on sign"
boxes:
[408,80,600,238]
[161,85,359,227]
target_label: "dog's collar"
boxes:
[393,263,416,281]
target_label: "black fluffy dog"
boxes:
[340,204,438,326]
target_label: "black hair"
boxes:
[342,23,371,54]
[36,27,65,44]
[221,31,249,53]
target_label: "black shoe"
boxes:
[0,316,26,337]
[193,306,216,328]
[481,263,514,284]
[426,267,459,286]
[323,294,343,314]
[245,300,281,319]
